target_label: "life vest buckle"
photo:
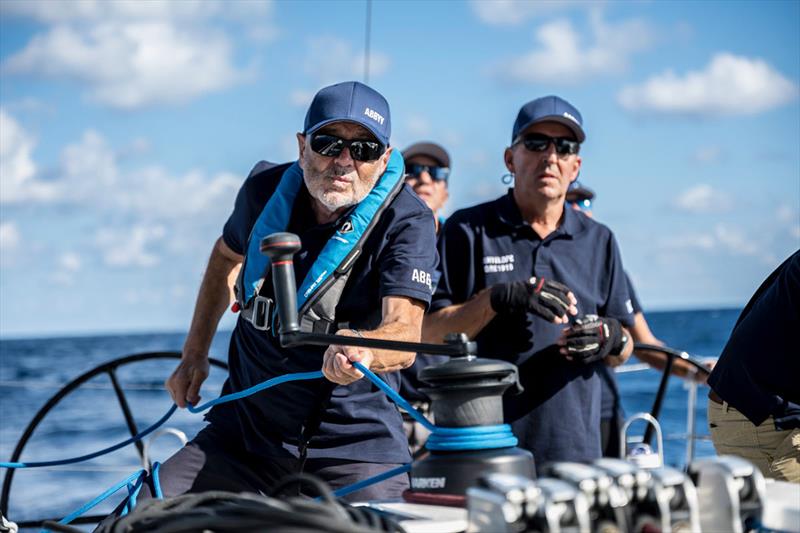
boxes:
[249,295,273,331]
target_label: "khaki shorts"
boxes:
[708,400,800,483]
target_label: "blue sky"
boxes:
[0,0,798,338]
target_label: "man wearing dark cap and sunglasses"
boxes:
[423,95,635,468]
[101,81,438,516]
[402,141,451,233]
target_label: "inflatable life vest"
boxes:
[234,149,405,334]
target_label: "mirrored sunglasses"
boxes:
[310,134,385,162]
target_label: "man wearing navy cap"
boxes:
[423,95,635,468]
[104,81,439,512]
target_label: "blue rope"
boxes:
[52,469,146,527]
[331,463,412,499]
[1,406,177,469]
[152,461,164,499]
[186,370,324,412]
[0,371,324,469]
[352,361,517,451]
[122,474,145,517]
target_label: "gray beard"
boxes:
[304,165,380,213]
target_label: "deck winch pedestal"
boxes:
[404,355,535,505]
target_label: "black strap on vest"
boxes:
[296,380,336,472]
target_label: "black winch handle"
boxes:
[260,232,302,335]
[261,232,477,357]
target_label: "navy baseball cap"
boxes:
[566,182,595,203]
[512,95,585,144]
[304,81,391,146]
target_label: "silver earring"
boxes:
[501,173,514,185]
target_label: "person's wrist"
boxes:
[613,332,629,355]
[607,319,627,355]
[181,349,209,362]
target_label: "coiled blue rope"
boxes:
[352,361,518,451]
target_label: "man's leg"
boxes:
[601,416,623,458]
[98,424,297,526]
[708,401,798,481]
[305,458,410,502]
[759,426,800,483]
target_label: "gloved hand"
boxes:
[561,314,627,364]
[490,277,576,323]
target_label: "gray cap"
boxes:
[402,141,451,168]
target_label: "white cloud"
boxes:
[3,21,251,109]
[618,53,799,116]
[0,221,21,267]
[494,12,653,84]
[302,36,390,86]
[0,0,275,34]
[470,0,588,26]
[59,252,82,272]
[3,96,54,115]
[661,223,766,259]
[118,137,152,159]
[118,167,241,219]
[23,129,240,221]
[776,204,800,239]
[776,204,799,224]
[673,184,733,213]
[0,109,57,203]
[122,287,165,305]
[51,251,83,286]
[0,222,21,252]
[289,89,314,108]
[713,224,761,257]
[59,130,119,199]
[405,115,433,139]
[690,146,722,164]
[662,233,715,251]
[96,225,166,267]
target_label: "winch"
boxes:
[404,354,536,506]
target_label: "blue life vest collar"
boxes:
[236,149,405,331]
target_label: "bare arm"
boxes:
[625,312,709,382]
[166,237,243,407]
[421,288,497,343]
[322,295,426,385]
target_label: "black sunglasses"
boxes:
[309,134,385,162]
[514,134,580,156]
[405,163,450,182]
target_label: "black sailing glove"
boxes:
[564,314,627,364]
[489,277,573,322]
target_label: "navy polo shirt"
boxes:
[598,272,641,421]
[432,189,633,465]
[627,273,643,314]
[207,162,438,464]
[708,251,800,430]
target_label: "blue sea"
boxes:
[0,308,739,526]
